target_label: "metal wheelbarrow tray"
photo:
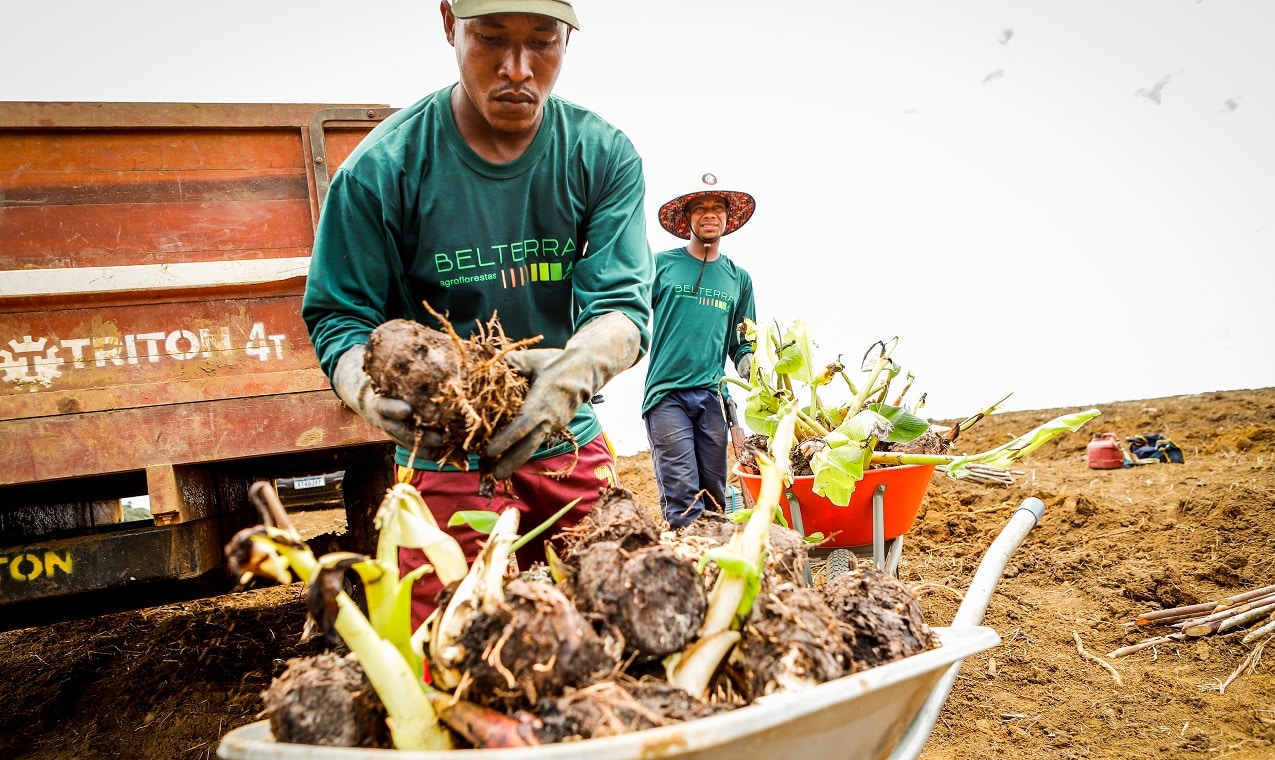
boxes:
[218,498,1046,760]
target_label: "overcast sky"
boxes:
[5,0,1272,455]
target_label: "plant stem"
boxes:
[667,404,798,698]
[274,542,449,750]
[837,368,860,396]
[796,408,830,438]
[945,393,1013,444]
[848,342,894,418]
[870,451,960,466]
[333,595,450,750]
[511,498,581,553]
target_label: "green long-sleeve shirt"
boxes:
[304,85,653,466]
[642,248,755,416]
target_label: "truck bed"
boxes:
[0,102,398,621]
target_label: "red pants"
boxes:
[398,435,617,631]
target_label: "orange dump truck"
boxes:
[0,102,399,627]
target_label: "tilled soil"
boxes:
[1,388,1272,759]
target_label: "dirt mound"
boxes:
[1,388,1272,759]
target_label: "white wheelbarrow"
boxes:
[218,498,1046,760]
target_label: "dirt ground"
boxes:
[1,387,1272,759]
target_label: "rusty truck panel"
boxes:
[0,102,398,620]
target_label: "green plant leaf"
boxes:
[946,408,1101,476]
[868,402,931,443]
[773,320,812,378]
[827,408,891,448]
[448,510,499,534]
[696,547,757,577]
[811,441,872,506]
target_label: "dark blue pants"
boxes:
[644,389,728,529]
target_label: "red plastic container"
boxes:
[733,463,935,547]
[1086,433,1125,469]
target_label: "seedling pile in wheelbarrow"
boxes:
[225,404,948,751]
[727,318,1100,507]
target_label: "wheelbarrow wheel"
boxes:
[826,548,853,581]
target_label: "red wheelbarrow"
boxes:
[734,462,935,579]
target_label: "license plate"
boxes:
[292,476,326,490]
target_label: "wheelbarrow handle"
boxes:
[888,497,1046,760]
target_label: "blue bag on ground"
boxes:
[1126,433,1185,464]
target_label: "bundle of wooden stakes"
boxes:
[936,462,1018,486]
[1109,582,1275,658]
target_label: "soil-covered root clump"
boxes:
[559,486,662,555]
[444,578,618,711]
[878,428,952,457]
[261,651,391,748]
[566,541,707,660]
[822,565,941,668]
[732,582,853,700]
[559,487,708,660]
[534,676,732,742]
[363,312,534,468]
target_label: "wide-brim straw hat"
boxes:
[658,172,756,240]
[450,0,579,30]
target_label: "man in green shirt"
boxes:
[303,0,652,628]
[642,173,756,529]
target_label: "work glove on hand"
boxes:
[484,312,642,480]
[735,352,753,381]
[332,344,444,454]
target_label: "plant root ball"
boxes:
[560,487,661,556]
[822,565,941,670]
[363,317,528,466]
[455,579,618,711]
[364,318,462,432]
[735,582,852,700]
[567,541,707,660]
[880,429,951,457]
[534,677,731,742]
[261,652,391,748]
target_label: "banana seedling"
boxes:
[429,506,521,691]
[224,482,454,751]
[873,407,1103,476]
[726,318,1101,506]
[372,483,470,669]
[665,401,799,698]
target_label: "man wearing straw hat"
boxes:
[642,173,757,529]
[304,0,652,628]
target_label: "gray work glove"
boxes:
[735,352,753,380]
[484,312,641,480]
[331,344,444,453]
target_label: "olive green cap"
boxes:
[450,0,579,30]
